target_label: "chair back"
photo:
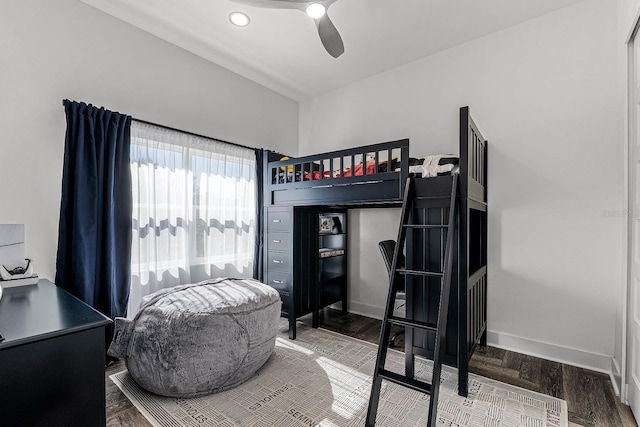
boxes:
[378,240,405,292]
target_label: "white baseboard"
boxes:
[345,301,384,320]
[341,308,619,391]
[487,330,613,375]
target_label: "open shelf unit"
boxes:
[317,210,347,313]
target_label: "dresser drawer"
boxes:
[266,271,290,293]
[267,251,291,272]
[268,231,290,251]
[267,209,291,231]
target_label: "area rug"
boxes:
[110,326,568,427]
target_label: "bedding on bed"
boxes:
[303,159,391,180]
[408,154,459,177]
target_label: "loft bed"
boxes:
[263,106,488,397]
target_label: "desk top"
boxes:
[0,279,111,350]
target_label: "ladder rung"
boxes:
[387,316,437,332]
[397,268,443,277]
[402,224,448,229]
[377,369,432,394]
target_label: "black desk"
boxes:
[0,279,112,426]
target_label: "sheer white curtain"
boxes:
[128,121,256,316]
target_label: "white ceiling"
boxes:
[82,0,586,101]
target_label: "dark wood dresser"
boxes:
[264,206,347,339]
[0,279,112,426]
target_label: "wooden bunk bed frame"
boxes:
[263,106,487,397]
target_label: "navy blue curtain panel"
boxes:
[254,148,265,281]
[56,100,132,321]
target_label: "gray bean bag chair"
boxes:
[108,278,281,398]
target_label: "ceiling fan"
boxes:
[230,0,345,58]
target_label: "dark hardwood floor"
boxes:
[105,308,637,427]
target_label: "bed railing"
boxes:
[265,139,410,206]
[460,106,487,205]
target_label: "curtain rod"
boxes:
[132,118,256,151]
[62,99,257,151]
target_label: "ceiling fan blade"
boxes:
[316,14,344,58]
[229,0,307,11]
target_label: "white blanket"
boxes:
[409,154,459,177]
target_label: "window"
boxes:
[128,121,256,315]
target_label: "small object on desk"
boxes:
[0,256,39,289]
[0,274,39,288]
[1,258,35,280]
[0,225,38,289]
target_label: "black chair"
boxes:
[378,240,406,347]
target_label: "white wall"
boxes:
[300,0,624,372]
[0,0,298,282]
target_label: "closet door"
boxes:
[627,26,640,420]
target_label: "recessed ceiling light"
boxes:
[306,3,326,19]
[229,11,250,27]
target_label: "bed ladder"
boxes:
[365,174,458,427]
